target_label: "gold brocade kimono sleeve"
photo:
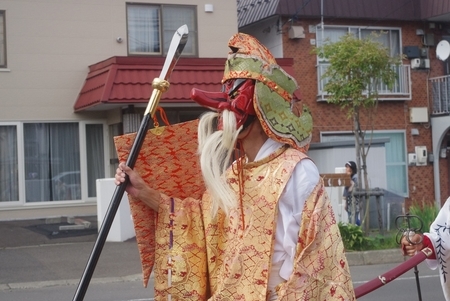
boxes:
[113,119,207,294]
[277,180,355,300]
[153,195,210,300]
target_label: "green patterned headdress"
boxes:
[223,33,312,152]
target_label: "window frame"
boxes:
[0,10,7,68]
[315,24,402,61]
[0,120,108,207]
[0,122,21,204]
[126,3,198,57]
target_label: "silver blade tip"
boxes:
[178,24,189,36]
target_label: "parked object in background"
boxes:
[25,171,81,202]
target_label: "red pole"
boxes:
[354,247,433,299]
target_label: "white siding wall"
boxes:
[0,0,237,121]
[239,16,283,58]
[0,0,237,219]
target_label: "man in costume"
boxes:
[402,197,450,300]
[115,33,355,300]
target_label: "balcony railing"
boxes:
[317,64,411,101]
[430,75,450,115]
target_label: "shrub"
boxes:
[368,233,398,250]
[338,201,438,252]
[408,201,439,232]
[338,222,374,251]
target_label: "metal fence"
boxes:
[430,75,450,114]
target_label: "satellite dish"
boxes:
[436,40,450,61]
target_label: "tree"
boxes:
[313,32,402,233]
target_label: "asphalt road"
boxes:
[351,261,444,300]
[0,217,444,300]
[0,261,444,301]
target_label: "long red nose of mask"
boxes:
[190,79,256,129]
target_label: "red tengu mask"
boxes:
[191,79,256,130]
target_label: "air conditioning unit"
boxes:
[411,58,430,69]
[410,107,429,123]
[288,26,305,39]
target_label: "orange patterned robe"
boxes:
[149,146,354,300]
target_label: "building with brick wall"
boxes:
[2,0,450,224]
[238,0,450,216]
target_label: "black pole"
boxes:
[414,267,423,301]
[71,24,188,301]
[72,114,151,301]
[406,213,423,301]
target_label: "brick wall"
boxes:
[282,18,448,206]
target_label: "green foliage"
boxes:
[312,32,403,117]
[367,233,399,250]
[408,201,439,232]
[338,222,373,251]
[338,202,438,251]
[338,222,398,251]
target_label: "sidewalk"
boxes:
[0,216,406,291]
[345,248,406,266]
[0,216,144,291]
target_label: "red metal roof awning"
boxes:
[73,56,299,112]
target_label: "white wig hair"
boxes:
[197,110,242,216]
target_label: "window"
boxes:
[0,125,18,202]
[316,25,400,58]
[371,132,408,197]
[316,25,410,100]
[0,122,105,204]
[360,29,400,58]
[0,11,6,68]
[127,4,197,56]
[86,124,104,198]
[24,123,81,202]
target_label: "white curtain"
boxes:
[127,5,160,53]
[162,6,196,55]
[86,124,104,197]
[317,27,347,48]
[361,29,400,57]
[320,26,400,58]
